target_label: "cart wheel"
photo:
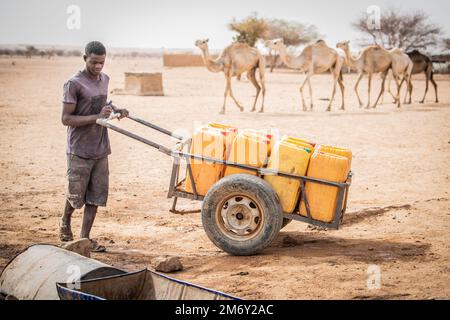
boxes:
[201,174,283,256]
[281,218,292,229]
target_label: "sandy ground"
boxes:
[0,56,449,300]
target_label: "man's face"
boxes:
[84,53,106,76]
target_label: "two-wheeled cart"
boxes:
[97,115,352,256]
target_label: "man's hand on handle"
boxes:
[115,108,129,120]
[107,101,129,120]
[99,105,113,119]
[98,101,129,121]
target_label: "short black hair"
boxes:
[85,41,106,56]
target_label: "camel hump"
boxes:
[408,49,421,55]
[220,42,246,56]
[391,48,403,54]
[368,44,387,53]
[230,42,251,49]
[316,39,327,46]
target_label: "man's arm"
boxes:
[61,103,112,127]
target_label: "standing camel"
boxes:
[337,41,392,109]
[266,39,345,111]
[384,48,414,107]
[195,39,266,114]
[406,50,439,104]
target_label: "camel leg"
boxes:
[326,80,337,112]
[430,72,438,103]
[409,80,414,104]
[227,75,244,112]
[404,64,414,105]
[299,71,313,111]
[354,72,364,108]
[381,71,389,104]
[308,78,314,110]
[403,79,411,104]
[405,79,413,104]
[403,77,410,104]
[420,70,430,104]
[385,71,397,103]
[221,76,231,114]
[270,53,277,73]
[372,69,389,108]
[326,70,339,112]
[247,69,260,113]
[258,65,266,113]
[399,75,411,105]
[338,72,345,110]
[365,73,373,109]
[394,75,402,108]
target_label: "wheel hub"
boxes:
[220,195,262,238]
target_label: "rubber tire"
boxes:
[201,174,283,256]
[281,218,292,229]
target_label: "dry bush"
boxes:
[228,12,269,47]
[264,19,320,47]
[353,8,442,51]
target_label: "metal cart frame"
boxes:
[97,115,352,230]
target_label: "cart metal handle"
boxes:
[127,115,184,141]
[106,101,184,141]
[96,116,183,156]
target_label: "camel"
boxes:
[266,38,345,111]
[405,50,438,104]
[194,39,266,114]
[337,41,392,109]
[383,48,414,107]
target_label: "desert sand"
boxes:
[0,56,449,299]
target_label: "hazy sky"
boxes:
[1,0,449,50]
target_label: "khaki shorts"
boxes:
[66,154,109,209]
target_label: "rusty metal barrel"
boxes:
[0,244,124,300]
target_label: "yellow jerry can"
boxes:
[208,122,238,133]
[185,127,234,196]
[281,135,316,147]
[316,144,352,168]
[224,132,271,177]
[264,141,312,213]
[241,129,276,156]
[299,151,350,223]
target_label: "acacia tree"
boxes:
[353,8,442,51]
[228,12,269,47]
[25,45,39,58]
[444,38,450,51]
[265,19,320,47]
[264,19,320,71]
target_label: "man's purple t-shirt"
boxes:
[62,70,111,159]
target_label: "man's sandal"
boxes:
[89,239,106,253]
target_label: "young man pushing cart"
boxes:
[59,41,128,251]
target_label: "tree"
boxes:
[228,12,268,47]
[66,49,82,57]
[352,8,442,51]
[46,49,55,59]
[264,19,320,47]
[264,19,321,71]
[25,45,39,58]
[55,49,65,57]
[444,38,450,51]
